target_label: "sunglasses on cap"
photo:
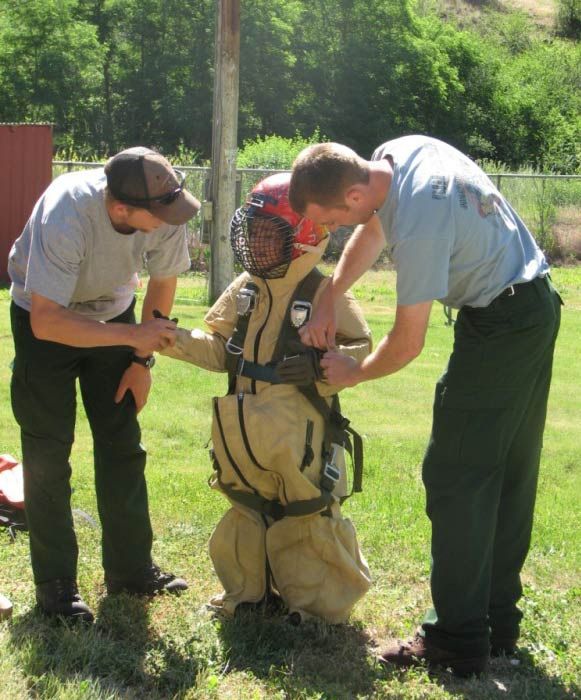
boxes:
[117,170,187,207]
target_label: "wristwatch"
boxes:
[131,354,156,369]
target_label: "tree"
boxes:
[0,0,105,153]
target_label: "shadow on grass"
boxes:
[382,646,581,700]
[215,603,380,699]
[7,594,579,698]
[215,603,580,699]
[8,594,207,699]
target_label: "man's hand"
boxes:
[132,318,177,356]
[115,362,152,413]
[298,284,337,350]
[320,351,362,388]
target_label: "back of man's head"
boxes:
[289,143,369,214]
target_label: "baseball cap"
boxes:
[104,146,201,225]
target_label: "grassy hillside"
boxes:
[434,0,557,29]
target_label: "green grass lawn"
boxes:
[0,266,579,699]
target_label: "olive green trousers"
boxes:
[421,276,562,656]
[10,300,153,584]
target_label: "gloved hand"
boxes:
[275,348,324,386]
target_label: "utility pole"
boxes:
[208,0,240,303]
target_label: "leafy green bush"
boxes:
[236,129,326,169]
[556,0,581,39]
[168,140,201,166]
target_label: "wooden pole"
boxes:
[208,0,240,303]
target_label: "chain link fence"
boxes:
[53,162,581,263]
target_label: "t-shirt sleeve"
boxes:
[393,237,450,305]
[391,191,452,306]
[144,224,190,278]
[24,199,86,307]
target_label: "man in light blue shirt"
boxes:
[289,136,562,676]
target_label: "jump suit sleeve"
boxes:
[160,276,242,371]
[161,328,228,371]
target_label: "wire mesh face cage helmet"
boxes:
[230,172,320,279]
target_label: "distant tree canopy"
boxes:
[0,0,579,172]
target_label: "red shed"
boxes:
[0,124,53,284]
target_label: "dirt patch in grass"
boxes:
[554,206,581,262]
[437,0,556,30]
[508,0,556,27]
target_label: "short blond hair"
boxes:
[289,143,369,214]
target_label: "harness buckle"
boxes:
[290,300,312,328]
[225,338,243,355]
[331,410,350,430]
[320,445,340,492]
[236,287,258,316]
[323,462,340,483]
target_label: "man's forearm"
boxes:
[30,291,176,353]
[357,333,419,381]
[323,300,433,386]
[356,300,432,381]
[329,215,386,296]
[31,303,138,347]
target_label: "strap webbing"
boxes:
[218,267,364,514]
[236,359,281,384]
[218,479,334,520]
[271,269,364,501]
[272,268,325,361]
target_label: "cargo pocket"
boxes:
[208,506,267,615]
[266,510,371,624]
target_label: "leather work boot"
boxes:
[105,563,188,596]
[379,633,488,677]
[36,578,95,623]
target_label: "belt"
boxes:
[496,276,548,301]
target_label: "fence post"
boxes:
[208,0,240,305]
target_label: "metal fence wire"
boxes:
[52,163,284,248]
[53,162,581,261]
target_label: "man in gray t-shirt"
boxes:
[289,136,562,676]
[8,147,200,622]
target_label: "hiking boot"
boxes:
[36,578,94,623]
[105,563,188,596]
[378,633,488,677]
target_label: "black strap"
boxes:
[270,269,364,502]
[0,503,27,541]
[217,267,364,514]
[236,358,281,384]
[272,268,325,361]
[225,282,260,392]
[216,477,334,520]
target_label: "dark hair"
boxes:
[289,143,369,214]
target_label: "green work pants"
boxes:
[421,276,562,656]
[10,300,153,584]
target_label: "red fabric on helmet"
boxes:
[249,173,326,259]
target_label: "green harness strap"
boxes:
[217,268,364,519]
[272,270,364,501]
[225,281,260,393]
[210,449,334,521]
